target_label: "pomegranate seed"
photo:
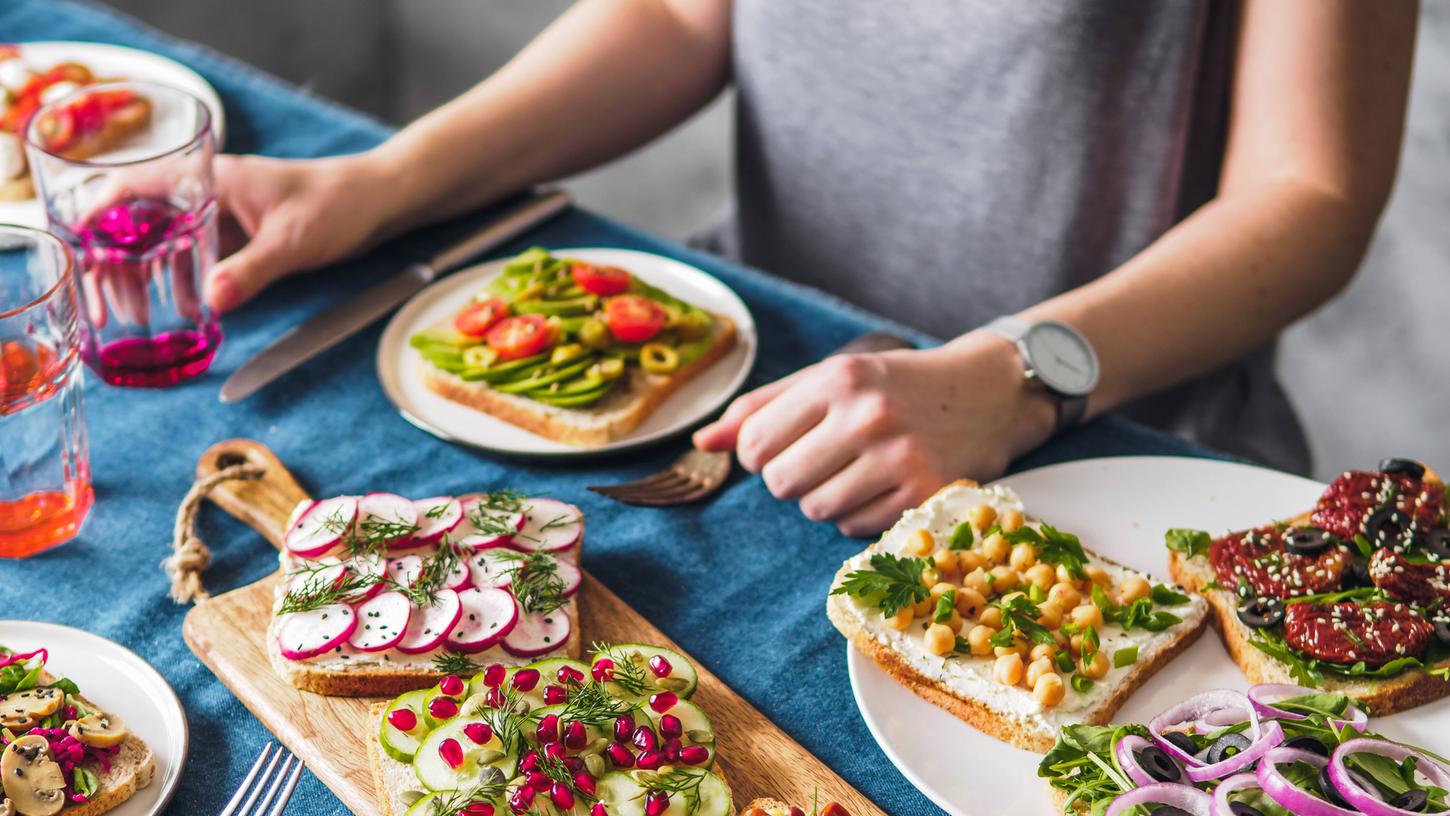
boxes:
[465,803,495,816]
[592,804,609,816]
[520,751,540,773]
[463,723,493,745]
[575,770,597,795]
[563,756,584,773]
[632,725,658,752]
[485,687,506,708]
[537,714,560,744]
[512,668,541,692]
[637,750,666,770]
[564,720,588,750]
[550,782,576,810]
[386,708,417,732]
[680,745,709,765]
[439,738,464,770]
[605,743,635,768]
[649,691,678,713]
[483,664,506,687]
[527,771,550,791]
[592,658,616,682]
[646,790,670,816]
[613,713,635,743]
[544,742,566,760]
[788,808,805,816]
[543,685,567,705]
[428,697,459,721]
[659,714,682,739]
[439,674,465,697]
[664,738,682,762]
[509,786,535,813]
[558,665,585,685]
[648,655,673,678]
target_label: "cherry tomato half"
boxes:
[571,262,631,297]
[604,295,667,344]
[486,314,553,361]
[453,297,509,338]
[35,107,75,152]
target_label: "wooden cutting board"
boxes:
[182,439,882,816]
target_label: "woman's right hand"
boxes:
[205,152,397,313]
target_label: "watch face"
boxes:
[1023,322,1098,396]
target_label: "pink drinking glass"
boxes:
[23,80,221,387]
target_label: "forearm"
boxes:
[369,0,730,235]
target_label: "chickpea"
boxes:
[932,548,958,574]
[955,587,987,619]
[1070,604,1105,629]
[999,591,1025,606]
[1080,650,1110,679]
[1119,575,1151,604]
[963,567,992,596]
[967,503,997,531]
[1029,642,1059,662]
[1055,564,1076,585]
[966,624,995,656]
[994,636,1028,659]
[1085,565,1112,587]
[1009,543,1038,571]
[999,509,1025,533]
[957,550,987,574]
[1048,582,1081,610]
[993,653,1024,686]
[1053,630,1070,649]
[919,567,942,588]
[923,623,955,657]
[904,528,935,557]
[1025,563,1057,591]
[1033,672,1066,706]
[913,597,935,617]
[981,533,1010,564]
[944,611,966,634]
[929,581,959,603]
[1026,656,1054,688]
[1069,633,1084,655]
[885,607,914,630]
[989,565,1019,592]
[1036,600,1064,630]
[979,607,1003,629]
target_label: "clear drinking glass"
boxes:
[23,80,221,387]
[0,225,91,557]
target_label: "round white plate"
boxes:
[0,621,188,815]
[378,247,758,458]
[848,455,1450,816]
[0,41,227,228]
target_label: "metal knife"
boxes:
[219,188,573,403]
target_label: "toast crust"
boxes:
[62,735,156,816]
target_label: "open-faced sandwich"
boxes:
[827,480,1209,751]
[366,644,731,816]
[409,247,737,447]
[1167,458,1450,713]
[270,490,584,696]
[1039,684,1448,816]
[0,46,152,201]
[742,798,850,816]
[0,646,154,816]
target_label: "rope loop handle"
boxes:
[163,462,266,603]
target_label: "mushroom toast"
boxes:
[1167,457,1450,714]
[409,246,737,447]
[0,646,154,816]
[827,480,1209,752]
[270,490,584,696]
[365,644,731,816]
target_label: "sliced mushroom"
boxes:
[0,688,63,731]
[1,735,66,816]
[68,712,127,748]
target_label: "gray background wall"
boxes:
[107,0,1449,481]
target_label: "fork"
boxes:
[217,743,305,816]
[588,331,916,506]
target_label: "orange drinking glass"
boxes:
[0,225,92,557]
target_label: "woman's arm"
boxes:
[206,0,730,312]
[695,0,1418,535]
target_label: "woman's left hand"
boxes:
[693,332,1057,536]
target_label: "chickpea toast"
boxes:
[826,480,1209,752]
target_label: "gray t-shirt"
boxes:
[717,0,1310,473]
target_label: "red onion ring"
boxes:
[1328,738,1450,816]
[1211,773,1264,816]
[1150,689,1261,766]
[1256,747,1361,816]
[0,648,45,670]
[1195,704,1255,735]
[1247,683,1369,732]
[1113,734,1161,788]
[1186,720,1283,783]
[1105,782,1212,816]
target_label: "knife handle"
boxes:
[427,188,573,274]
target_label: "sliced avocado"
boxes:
[459,352,550,383]
[539,374,608,397]
[533,379,616,407]
[513,295,599,317]
[420,348,466,373]
[497,357,595,394]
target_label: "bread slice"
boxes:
[827,481,1209,753]
[424,315,737,448]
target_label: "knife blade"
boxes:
[219,188,572,403]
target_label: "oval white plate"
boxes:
[378,247,758,458]
[848,455,1450,816]
[0,620,188,816]
[0,41,227,228]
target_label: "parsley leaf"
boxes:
[948,521,974,551]
[1165,528,1212,559]
[1003,524,1088,579]
[831,553,931,617]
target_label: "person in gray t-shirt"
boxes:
[208,2,1416,536]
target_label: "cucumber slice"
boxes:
[596,769,730,816]
[413,716,519,791]
[525,703,607,748]
[496,357,595,395]
[402,792,442,816]
[421,684,468,729]
[644,698,715,768]
[526,657,591,690]
[466,657,588,709]
[378,689,430,764]
[593,644,698,700]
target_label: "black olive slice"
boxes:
[1133,745,1181,783]
[1321,765,1354,808]
[1237,596,1285,629]
[1366,506,1412,548]
[1284,527,1336,557]
[1390,789,1429,812]
[1160,731,1197,755]
[1149,808,1193,816]
[1205,732,1252,764]
[1228,803,1264,816]
[1344,554,1372,587]
[1380,458,1427,480]
[1282,734,1329,756]
[1427,529,1450,560]
[1434,618,1450,647]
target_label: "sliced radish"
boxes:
[349,591,412,652]
[277,603,357,660]
[413,497,463,545]
[507,499,583,553]
[446,587,520,653]
[553,556,582,597]
[284,495,358,559]
[453,494,527,550]
[443,550,472,591]
[284,556,347,595]
[502,606,571,657]
[466,548,519,589]
[386,554,424,588]
[340,552,388,601]
[396,590,463,654]
[358,492,420,549]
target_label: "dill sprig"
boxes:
[277,566,382,615]
[350,515,420,559]
[432,652,484,676]
[467,685,526,755]
[500,551,567,614]
[403,545,462,608]
[468,491,530,538]
[592,642,652,696]
[423,778,509,816]
[635,768,709,812]
[559,680,634,727]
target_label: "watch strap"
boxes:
[985,316,1030,343]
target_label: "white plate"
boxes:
[0,621,188,815]
[378,247,758,458]
[0,41,227,228]
[848,455,1450,816]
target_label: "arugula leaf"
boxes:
[948,521,974,551]
[1248,629,1325,687]
[1038,724,1151,815]
[831,553,931,617]
[1150,584,1190,606]
[1273,693,1351,718]
[1165,528,1212,559]
[72,766,99,799]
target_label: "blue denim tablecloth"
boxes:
[0,3,1223,814]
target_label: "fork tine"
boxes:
[590,470,689,494]
[590,473,692,499]
[604,476,709,503]
[247,752,298,816]
[264,758,305,816]
[592,474,698,501]
[218,744,276,816]
[612,483,718,506]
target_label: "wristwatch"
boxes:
[986,316,1100,434]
